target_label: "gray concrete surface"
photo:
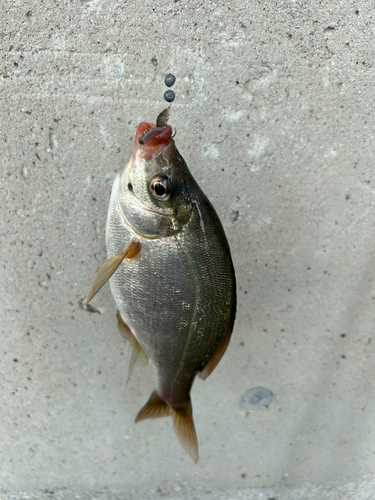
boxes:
[1,0,375,498]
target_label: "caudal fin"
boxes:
[171,399,199,463]
[135,390,199,463]
[135,389,170,421]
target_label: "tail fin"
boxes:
[171,399,199,464]
[135,390,199,463]
[135,389,170,421]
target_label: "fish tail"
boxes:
[135,390,199,463]
[170,398,199,464]
[135,389,170,421]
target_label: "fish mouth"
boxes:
[132,109,173,160]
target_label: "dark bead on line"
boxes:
[164,90,175,103]
[164,74,176,87]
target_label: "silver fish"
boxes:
[86,109,236,462]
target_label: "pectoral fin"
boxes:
[198,322,232,381]
[85,240,141,305]
[117,311,149,385]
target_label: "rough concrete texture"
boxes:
[1,0,375,498]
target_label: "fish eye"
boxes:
[149,176,173,202]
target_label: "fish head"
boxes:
[117,111,195,239]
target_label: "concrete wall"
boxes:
[1,0,375,498]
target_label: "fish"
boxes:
[86,108,236,463]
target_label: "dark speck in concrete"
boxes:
[230,211,239,223]
[241,387,273,411]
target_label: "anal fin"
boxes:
[85,240,141,305]
[135,389,170,421]
[198,322,232,381]
[117,311,149,385]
